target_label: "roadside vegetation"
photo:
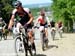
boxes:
[51,0,75,32]
[0,0,75,32]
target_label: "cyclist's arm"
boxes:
[46,16,50,26]
[24,8,33,24]
[8,15,14,28]
[27,12,34,24]
[8,9,17,29]
[37,16,42,24]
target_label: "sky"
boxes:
[19,0,53,5]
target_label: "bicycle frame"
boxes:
[15,26,34,56]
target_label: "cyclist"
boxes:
[57,20,63,33]
[50,19,55,28]
[49,19,56,31]
[57,20,63,29]
[49,19,56,40]
[0,17,7,34]
[36,9,49,42]
[8,1,36,53]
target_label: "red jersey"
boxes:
[38,16,46,24]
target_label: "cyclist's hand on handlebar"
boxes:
[48,25,50,27]
[8,27,12,32]
[8,25,12,30]
[34,26,39,29]
[8,28,12,32]
[34,26,37,28]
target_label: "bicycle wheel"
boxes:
[41,33,45,51]
[59,30,62,38]
[0,32,2,41]
[45,38,48,48]
[15,37,25,56]
[0,36,2,41]
[51,30,55,40]
[23,36,35,56]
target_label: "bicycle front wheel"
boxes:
[15,37,25,56]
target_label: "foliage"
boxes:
[0,0,17,24]
[30,8,42,16]
[51,0,75,32]
[30,7,51,19]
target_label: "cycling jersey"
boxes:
[12,8,32,28]
[50,21,55,27]
[38,16,49,26]
[58,22,62,28]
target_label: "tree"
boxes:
[0,0,17,24]
[51,0,75,32]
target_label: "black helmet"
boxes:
[14,1,22,8]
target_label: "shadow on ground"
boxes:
[45,45,58,51]
[53,36,66,41]
[53,38,59,40]
[36,54,46,56]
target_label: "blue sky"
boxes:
[19,0,53,5]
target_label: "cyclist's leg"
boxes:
[26,24,36,55]
[16,23,23,49]
[45,28,48,38]
[16,22,26,35]
[44,25,48,40]
[16,23,21,33]
[45,28,49,43]
[27,27,36,51]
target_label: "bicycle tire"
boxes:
[41,32,45,51]
[23,35,35,56]
[59,30,62,38]
[15,36,25,56]
[0,32,2,41]
[51,30,55,40]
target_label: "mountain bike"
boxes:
[40,26,48,51]
[58,27,63,38]
[14,26,36,56]
[51,27,56,40]
[0,27,7,40]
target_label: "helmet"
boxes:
[14,1,22,8]
[40,8,45,16]
[40,12,45,16]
